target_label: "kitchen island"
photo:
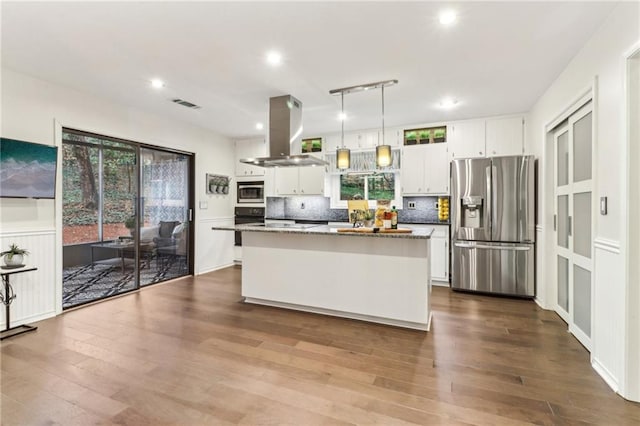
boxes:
[212,224,433,331]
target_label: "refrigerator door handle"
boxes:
[454,242,531,251]
[487,165,493,237]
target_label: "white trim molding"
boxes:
[594,237,621,254]
[0,228,55,238]
[593,357,620,394]
[535,225,543,233]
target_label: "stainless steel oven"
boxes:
[237,181,264,204]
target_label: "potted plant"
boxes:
[363,210,374,227]
[405,131,417,145]
[1,243,29,267]
[433,128,446,143]
[124,215,136,235]
[418,129,431,144]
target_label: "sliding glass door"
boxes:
[62,129,193,308]
[139,147,191,286]
[62,131,138,308]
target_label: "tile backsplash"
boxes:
[266,196,448,224]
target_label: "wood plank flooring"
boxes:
[2,266,639,425]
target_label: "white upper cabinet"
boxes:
[401,145,425,194]
[486,116,525,156]
[235,138,267,177]
[274,167,299,195]
[382,127,402,147]
[274,157,325,196]
[298,166,325,195]
[448,120,486,160]
[424,143,449,194]
[402,143,449,195]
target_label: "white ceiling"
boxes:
[1,1,616,139]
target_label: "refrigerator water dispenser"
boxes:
[461,196,484,228]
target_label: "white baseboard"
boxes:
[197,262,235,276]
[244,297,430,331]
[592,357,620,393]
[432,280,450,287]
[0,309,56,328]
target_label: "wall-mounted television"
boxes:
[0,138,58,199]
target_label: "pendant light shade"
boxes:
[376,84,392,168]
[337,147,351,169]
[337,92,350,170]
[376,145,392,168]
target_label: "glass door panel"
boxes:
[573,265,592,337]
[573,192,592,259]
[62,131,138,308]
[557,255,569,312]
[557,195,569,248]
[573,112,592,182]
[557,130,569,186]
[139,148,191,286]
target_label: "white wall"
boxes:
[0,68,235,325]
[526,3,639,400]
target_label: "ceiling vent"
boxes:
[171,98,201,109]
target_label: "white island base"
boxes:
[242,231,432,331]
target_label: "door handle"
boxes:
[454,242,531,251]
[188,209,193,222]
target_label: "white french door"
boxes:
[553,102,594,350]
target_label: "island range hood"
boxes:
[240,95,328,168]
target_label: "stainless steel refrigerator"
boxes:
[451,155,535,297]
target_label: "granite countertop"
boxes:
[212,224,433,239]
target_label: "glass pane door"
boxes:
[62,132,138,308]
[139,148,191,286]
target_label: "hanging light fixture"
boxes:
[336,92,350,170]
[376,84,392,168]
[329,79,397,170]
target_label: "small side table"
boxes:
[0,265,38,340]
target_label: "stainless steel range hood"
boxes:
[240,95,328,168]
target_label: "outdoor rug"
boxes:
[63,256,188,308]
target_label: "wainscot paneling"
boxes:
[593,237,623,393]
[0,229,57,327]
[196,217,234,275]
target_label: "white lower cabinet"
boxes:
[274,165,325,195]
[404,224,450,285]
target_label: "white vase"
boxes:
[4,254,23,266]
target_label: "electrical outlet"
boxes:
[408,201,416,210]
[301,202,305,209]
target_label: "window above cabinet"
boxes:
[403,126,447,145]
[301,137,322,153]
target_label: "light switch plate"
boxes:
[199,201,208,210]
[600,197,607,215]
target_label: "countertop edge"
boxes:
[212,225,433,239]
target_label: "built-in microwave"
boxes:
[237,181,264,204]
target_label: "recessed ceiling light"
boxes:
[150,79,165,89]
[266,50,282,66]
[256,122,264,130]
[338,112,347,121]
[439,98,459,109]
[439,10,457,26]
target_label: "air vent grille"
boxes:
[171,98,201,109]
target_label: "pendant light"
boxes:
[376,84,392,168]
[336,92,350,170]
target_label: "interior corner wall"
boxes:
[525,3,639,400]
[0,68,236,326]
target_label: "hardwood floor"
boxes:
[2,266,639,425]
